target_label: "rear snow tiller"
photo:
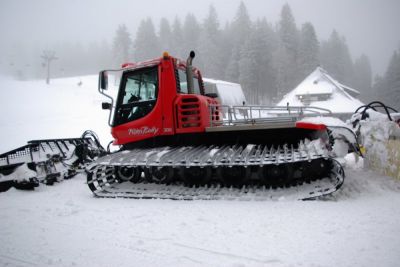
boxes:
[86,51,345,200]
[0,131,105,192]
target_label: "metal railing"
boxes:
[209,104,333,127]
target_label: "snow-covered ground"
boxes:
[0,75,113,153]
[1,76,400,267]
[1,170,400,267]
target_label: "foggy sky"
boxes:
[1,0,399,75]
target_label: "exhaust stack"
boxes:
[186,51,195,94]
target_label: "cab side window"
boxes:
[177,69,201,95]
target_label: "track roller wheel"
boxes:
[115,166,142,183]
[259,164,288,188]
[289,162,304,186]
[145,167,174,184]
[302,159,330,182]
[181,166,211,186]
[218,166,248,187]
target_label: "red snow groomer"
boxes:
[86,51,345,200]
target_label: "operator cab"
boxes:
[110,52,206,127]
[98,51,219,147]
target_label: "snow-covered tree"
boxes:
[159,18,173,53]
[225,44,241,83]
[182,13,201,55]
[96,40,113,70]
[377,49,400,109]
[170,17,184,58]
[225,1,252,82]
[255,19,278,103]
[218,22,235,80]
[112,24,132,67]
[239,33,258,104]
[276,3,299,97]
[298,22,320,80]
[240,19,277,104]
[231,1,252,48]
[353,54,372,102]
[133,18,160,61]
[198,5,222,78]
[320,30,354,85]
[372,74,385,101]
[279,4,298,54]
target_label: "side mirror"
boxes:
[205,93,218,98]
[99,70,108,90]
[102,102,112,110]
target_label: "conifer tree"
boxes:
[198,5,222,78]
[379,49,400,109]
[133,18,160,61]
[320,30,354,85]
[225,1,252,82]
[276,3,299,97]
[279,4,298,54]
[231,1,252,48]
[255,19,279,103]
[225,45,241,83]
[182,13,201,55]
[159,18,173,53]
[112,24,132,67]
[239,32,258,104]
[298,22,320,80]
[171,17,184,58]
[239,19,277,104]
[353,54,372,102]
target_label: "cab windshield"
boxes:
[114,66,158,126]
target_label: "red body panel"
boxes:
[111,56,220,146]
[174,95,220,134]
[296,121,327,131]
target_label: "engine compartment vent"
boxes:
[176,96,201,128]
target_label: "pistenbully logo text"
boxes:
[128,126,159,136]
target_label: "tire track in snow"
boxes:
[0,254,37,266]
[173,242,282,265]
